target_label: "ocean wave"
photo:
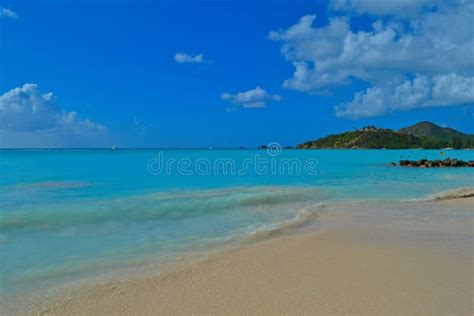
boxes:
[404,187,474,202]
[248,202,325,239]
[20,181,92,190]
[0,186,325,232]
[148,186,320,202]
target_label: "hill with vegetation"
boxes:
[399,121,474,148]
[297,123,474,149]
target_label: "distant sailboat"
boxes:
[111,137,118,151]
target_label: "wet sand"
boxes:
[31,224,473,315]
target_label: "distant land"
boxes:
[297,121,474,149]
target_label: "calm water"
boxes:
[1,149,473,295]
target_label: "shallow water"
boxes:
[0,149,473,296]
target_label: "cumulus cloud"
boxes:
[0,7,18,19]
[221,87,282,109]
[336,74,474,118]
[0,84,107,147]
[174,52,204,64]
[269,1,474,118]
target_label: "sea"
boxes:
[1,149,473,299]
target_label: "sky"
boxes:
[1,0,473,148]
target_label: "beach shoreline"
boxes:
[21,198,473,315]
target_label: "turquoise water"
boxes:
[1,149,473,295]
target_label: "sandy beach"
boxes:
[29,197,473,316]
[3,0,474,313]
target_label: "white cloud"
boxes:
[132,115,147,136]
[0,7,18,19]
[221,87,282,109]
[174,52,204,64]
[0,84,107,147]
[336,74,474,118]
[330,0,438,16]
[269,1,474,118]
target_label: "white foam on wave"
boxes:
[248,202,326,240]
[404,187,474,202]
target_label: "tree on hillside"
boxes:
[450,136,463,149]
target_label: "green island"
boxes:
[297,121,474,149]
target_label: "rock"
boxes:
[399,160,410,166]
[418,159,428,165]
[441,158,451,166]
[397,157,469,168]
[432,160,442,167]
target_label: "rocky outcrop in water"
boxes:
[397,158,474,167]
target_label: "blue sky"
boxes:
[1,0,473,148]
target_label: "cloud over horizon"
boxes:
[221,87,282,109]
[0,84,107,148]
[269,0,474,119]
